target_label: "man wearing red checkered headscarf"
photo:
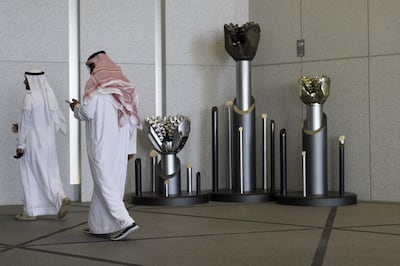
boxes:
[70,51,141,240]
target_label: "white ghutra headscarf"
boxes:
[25,71,66,146]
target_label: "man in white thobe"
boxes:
[69,51,141,241]
[14,70,71,221]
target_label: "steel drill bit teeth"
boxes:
[145,115,191,154]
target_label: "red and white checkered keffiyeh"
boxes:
[84,53,141,128]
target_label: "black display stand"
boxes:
[210,189,274,203]
[132,192,210,206]
[275,191,357,207]
[275,112,357,206]
[209,107,274,203]
[132,158,210,206]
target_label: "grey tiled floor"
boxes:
[0,201,399,266]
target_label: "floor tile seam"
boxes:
[0,210,89,218]
[134,209,324,229]
[0,246,15,254]
[19,246,141,266]
[334,223,400,229]
[23,239,110,248]
[19,228,323,248]
[114,227,322,242]
[128,202,256,211]
[10,221,87,248]
[334,227,400,237]
[0,203,92,209]
[311,207,337,266]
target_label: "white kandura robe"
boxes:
[74,91,137,234]
[17,93,66,216]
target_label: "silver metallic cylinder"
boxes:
[306,104,323,131]
[239,126,244,194]
[149,150,158,193]
[302,151,307,197]
[226,100,233,190]
[262,113,268,191]
[187,163,192,194]
[161,154,176,175]
[157,154,181,195]
[236,61,252,111]
[165,181,169,197]
[303,115,328,195]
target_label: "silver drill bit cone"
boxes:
[299,75,330,131]
[145,115,191,154]
[299,75,330,105]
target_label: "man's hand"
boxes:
[11,123,18,134]
[14,148,24,159]
[69,98,80,111]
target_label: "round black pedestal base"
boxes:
[276,191,357,206]
[132,192,210,206]
[210,189,275,203]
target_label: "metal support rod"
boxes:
[149,150,158,193]
[164,181,169,197]
[135,158,142,197]
[280,129,287,196]
[236,60,252,111]
[339,135,345,196]
[187,163,192,194]
[212,106,219,193]
[226,100,233,190]
[303,115,327,195]
[160,154,176,176]
[239,126,244,194]
[196,172,201,195]
[302,151,307,197]
[262,113,268,191]
[270,120,276,192]
[306,104,323,131]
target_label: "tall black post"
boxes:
[212,107,219,193]
[280,129,287,196]
[196,172,201,195]
[270,120,275,192]
[339,136,345,196]
[262,114,268,191]
[135,158,142,197]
